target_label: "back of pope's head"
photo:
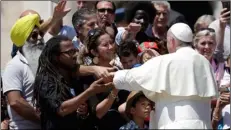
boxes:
[168,23,193,44]
[10,14,40,47]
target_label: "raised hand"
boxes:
[53,0,71,21]
[219,8,230,28]
[125,23,142,34]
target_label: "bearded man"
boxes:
[2,14,44,129]
[11,1,71,58]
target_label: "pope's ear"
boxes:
[170,37,176,48]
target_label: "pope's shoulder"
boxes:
[153,47,211,66]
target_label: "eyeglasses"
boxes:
[60,49,77,56]
[97,8,114,14]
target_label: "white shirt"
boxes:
[115,27,126,45]
[2,52,40,129]
[113,47,217,129]
[220,70,230,129]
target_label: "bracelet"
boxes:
[212,115,221,121]
[212,113,221,121]
[77,112,89,120]
[109,91,118,99]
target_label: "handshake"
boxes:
[88,66,118,94]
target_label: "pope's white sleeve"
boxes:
[113,70,144,91]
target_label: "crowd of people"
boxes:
[1,1,230,129]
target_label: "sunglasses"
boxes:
[39,19,44,24]
[31,31,45,40]
[60,49,77,57]
[97,8,114,14]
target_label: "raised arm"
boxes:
[212,8,230,62]
[40,1,71,33]
[115,23,141,45]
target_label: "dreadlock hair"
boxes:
[32,35,71,109]
[78,28,110,65]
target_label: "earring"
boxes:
[93,57,99,65]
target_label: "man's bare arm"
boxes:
[6,91,40,123]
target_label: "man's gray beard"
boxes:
[22,41,45,76]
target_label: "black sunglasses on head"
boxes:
[88,29,102,37]
[97,8,114,14]
[198,27,215,33]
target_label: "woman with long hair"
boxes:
[78,28,127,130]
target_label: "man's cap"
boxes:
[169,23,193,43]
[10,14,40,47]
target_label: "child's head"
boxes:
[140,49,160,63]
[125,91,152,120]
[118,40,139,69]
[138,42,160,63]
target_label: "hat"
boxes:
[138,42,159,53]
[140,49,160,63]
[169,23,193,43]
[10,14,40,47]
[125,91,144,120]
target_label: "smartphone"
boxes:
[222,1,230,12]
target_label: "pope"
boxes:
[110,23,217,129]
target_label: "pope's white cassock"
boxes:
[113,47,218,129]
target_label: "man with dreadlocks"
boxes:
[32,35,114,130]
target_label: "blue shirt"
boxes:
[119,120,148,130]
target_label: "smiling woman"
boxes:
[194,28,216,61]
[193,28,225,87]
